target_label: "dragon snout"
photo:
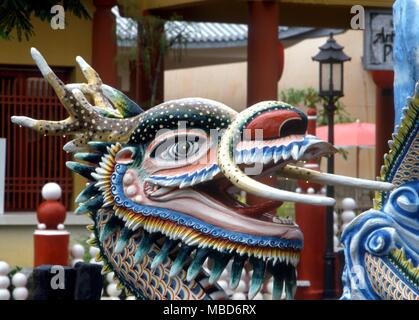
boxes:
[218,101,393,206]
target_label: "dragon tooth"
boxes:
[243,150,253,164]
[250,149,262,163]
[179,179,192,189]
[248,257,265,300]
[169,245,194,278]
[208,252,231,285]
[234,150,243,164]
[285,252,290,265]
[291,144,299,160]
[263,148,273,164]
[273,148,282,163]
[114,227,133,254]
[190,172,201,186]
[134,232,155,263]
[151,238,178,270]
[230,254,246,290]
[186,248,210,282]
[282,148,291,160]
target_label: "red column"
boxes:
[294,108,327,299]
[371,71,394,177]
[92,0,118,87]
[246,1,283,206]
[247,1,281,106]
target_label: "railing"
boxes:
[0,77,73,211]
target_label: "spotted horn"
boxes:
[10,48,142,152]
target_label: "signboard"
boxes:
[363,9,394,70]
[0,138,5,214]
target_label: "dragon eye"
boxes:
[167,140,198,160]
[151,134,206,163]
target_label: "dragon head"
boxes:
[12,49,392,300]
[340,83,419,300]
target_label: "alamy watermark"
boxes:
[50,5,65,30]
[50,265,65,289]
[350,5,365,30]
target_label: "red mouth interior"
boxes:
[195,178,282,221]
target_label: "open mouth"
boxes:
[93,143,303,299]
[146,134,333,224]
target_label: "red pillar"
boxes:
[247,1,281,106]
[92,0,118,87]
[294,108,327,299]
[246,1,283,206]
[371,71,394,177]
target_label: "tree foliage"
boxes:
[279,87,354,126]
[279,87,354,159]
[0,0,90,41]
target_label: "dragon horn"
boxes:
[11,48,141,152]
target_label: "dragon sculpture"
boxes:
[340,83,419,300]
[12,49,394,300]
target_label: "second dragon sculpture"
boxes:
[12,48,393,300]
[340,83,419,300]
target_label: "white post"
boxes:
[0,138,6,215]
[70,244,85,267]
[11,272,28,300]
[0,261,10,300]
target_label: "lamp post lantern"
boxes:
[312,33,351,299]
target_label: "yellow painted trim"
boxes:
[137,0,205,12]
[280,0,393,7]
[136,0,393,11]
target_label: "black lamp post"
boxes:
[312,33,351,299]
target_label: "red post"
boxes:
[246,1,283,206]
[34,183,69,267]
[247,1,281,106]
[92,0,118,87]
[294,108,327,299]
